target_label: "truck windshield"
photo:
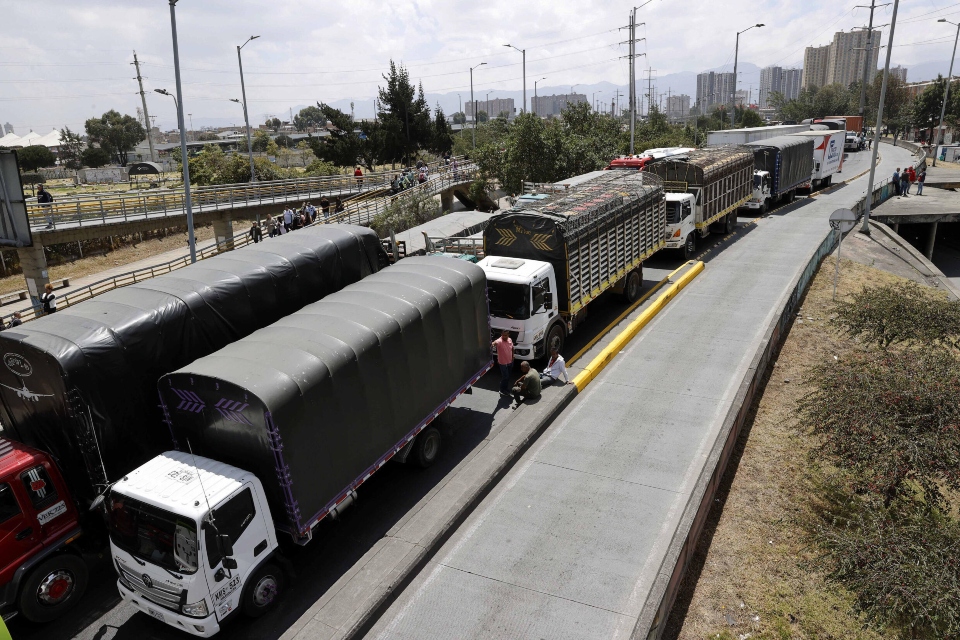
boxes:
[107,494,198,574]
[666,202,681,224]
[488,280,531,320]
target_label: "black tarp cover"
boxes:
[745,136,814,197]
[0,225,386,503]
[158,257,491,538]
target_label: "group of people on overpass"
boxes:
[893,166,926,197]
[251,197,346,243]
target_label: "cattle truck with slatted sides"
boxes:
[0,225,386,622]
[100,258,491,637]
[646,146,755,259]
[478,170,665,360]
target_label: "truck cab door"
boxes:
[201,486,269,620]
[0,482,42,588]
[18,465,71,544]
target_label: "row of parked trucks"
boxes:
[0,140,801,635]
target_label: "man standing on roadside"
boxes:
[493,329,514,397]
[892,168,901,196]
[917,168,926,195]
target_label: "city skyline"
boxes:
[1,1,956,133]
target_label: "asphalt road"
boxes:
[12,158,870,640]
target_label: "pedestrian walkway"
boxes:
[362,145,916,640]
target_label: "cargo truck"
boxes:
[101,258,491,637]
[646,146,754,258]
[479,171,665,360]
[0,226,385,621]
[743,136,815,213]
[789,130,845,191]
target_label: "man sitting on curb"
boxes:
[540,346,569,386]
[512,360,541,408]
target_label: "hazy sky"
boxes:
[1,0,957,133]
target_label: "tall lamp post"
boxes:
[533,77,547,115]
[470,62,486,149]
[237,35,260,182]
[164,0,195,264]
[933,18,960,166]
[504,43,527,113]
[732,23,764,128]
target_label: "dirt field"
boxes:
[0,224,215,296]
[666,256,921,640]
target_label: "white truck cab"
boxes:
[744,170,772,212]
[478,255,563,360]
[663,192,698,256]
[106,452,280,637]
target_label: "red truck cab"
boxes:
[605,155,654,171]
[0,438,86,622]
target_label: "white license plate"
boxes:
[146,607,165,622]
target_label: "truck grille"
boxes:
[117,563,184,612]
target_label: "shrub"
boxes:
[799,348,960,509]
[20,173,44,186]
[371,190,440,238]
[831,282,960,349]
[814,492,960,637]
[81,146,111,168]
[303,159,339,177]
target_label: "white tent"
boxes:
[0,132,21,147]
[34,129,63,149]
[13,130,41,147]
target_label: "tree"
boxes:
[305,103,363,168]
[57,127,85,170]
[16,145,55,172]
[867,71,911,130]
[84,110,145,166]
[452,111,466,125]
[431,106,453,154]
[274,134,293,149]
[735,106,763,128]
[293,106,325,131]
[251,130,271,152]
[476,110,489,124]
[377,61,432,164]
[197,132,220,141]
[265,117,282,132]
[184,145,287,185]
[81,146,111,168]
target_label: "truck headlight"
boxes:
[182,599,209,618]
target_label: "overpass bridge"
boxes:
[16,158,477,306]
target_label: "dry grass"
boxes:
[668,256,921,640]
[0,224,216,296]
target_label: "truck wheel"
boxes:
[19,554,89,623]
[725,214,736,234]
[243,562,285,618]
[683,234,697,260]
[546,323,566,355]
[760,201,768,214]
[412,427,442,468]
[621,270,642,303]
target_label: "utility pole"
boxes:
[166,0,196,263]
[861,0,899,234]
[623,4,653,154]
[237,36,260,182]
[856,1,887,130]
[132,51,156,162]
[732,24,765,128]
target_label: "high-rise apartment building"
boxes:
[759,66,803,107]
[465,97,515,119]
[2,123,12,135]
[695,71,736,112]
[890,65,908,83]
[665,94,691,119]
[531,93,587,117]
[802,30,881,91]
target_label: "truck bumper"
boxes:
[119,580,220,637]
[743,201,762,210]
[512,342,536,360]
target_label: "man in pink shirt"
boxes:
[493,329,514,396]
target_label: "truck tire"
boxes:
[242,562,285,618]
[683,234,697,260]
[546,322,566,356]
[19,554,89,623]
[725,213,736,234]
[412,426,442,468]
[621,270,642,303]
[824,175,832,187]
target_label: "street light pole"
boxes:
[862,0,900,234]
[732,23,764,128]
[470,62,486,149]
[933,18,960,167]
[166,0,196,264]
[534,77,546,115]
[504,44,526,113]
[237,35,260,182]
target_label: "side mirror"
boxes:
[222,557,238,570]
[218,534,234,558]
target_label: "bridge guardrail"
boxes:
[26,157,465,231]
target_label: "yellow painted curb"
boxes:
[572,260,705,392]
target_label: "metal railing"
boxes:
[426,236,484,256]
[27,157,465,231]
[4,160,479,326]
